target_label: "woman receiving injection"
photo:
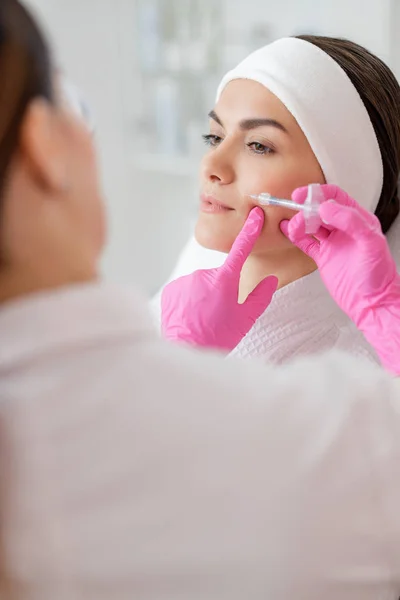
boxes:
[160,35,400,366]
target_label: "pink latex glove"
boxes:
[281,184,400,375]
[162,207,278,352]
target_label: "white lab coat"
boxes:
[0,284,399,600]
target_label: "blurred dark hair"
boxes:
[296,35,400,234]
[0,0,53,198]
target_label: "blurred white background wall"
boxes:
[26,0,399,294]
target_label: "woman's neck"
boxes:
[238,247,317,303]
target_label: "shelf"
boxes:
[131,153,197,176]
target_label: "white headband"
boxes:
[217,37,383,213]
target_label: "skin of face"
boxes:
[197,79,325,259]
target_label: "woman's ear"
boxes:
[19,98,69,193]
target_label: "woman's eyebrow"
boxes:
[208,109,223,126]
[208,110,288,134]
[239,118,288,133]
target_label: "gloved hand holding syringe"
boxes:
[250,183,325,234]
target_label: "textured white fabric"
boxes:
[217,37,383,212]
[230,270,378,364]
[1,284,400,599]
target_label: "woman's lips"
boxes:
[200,194,234,214]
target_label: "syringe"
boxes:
[249,194,304,210]
[249,183,324,234]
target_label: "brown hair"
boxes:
[296,35,400,234]
[0,0,53,199]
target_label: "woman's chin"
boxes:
[194,222,233,253]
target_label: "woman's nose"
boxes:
[201,146,235,185]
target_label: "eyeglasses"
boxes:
[59,75,95,134]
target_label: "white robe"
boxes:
[230,270,378,364]
[0,284,399,599]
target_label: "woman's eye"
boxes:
[247,142,274,155]
[202,134,223,147]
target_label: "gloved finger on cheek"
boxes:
[224,207,265,273]
[287,212,307,243]
[233,207,264,250]
[280,219,290,237]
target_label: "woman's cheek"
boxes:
[252,206,295,253]
[262,205,295,232]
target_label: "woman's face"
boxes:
[196,79,325,255]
